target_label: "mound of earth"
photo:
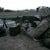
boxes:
[0,34,49,50]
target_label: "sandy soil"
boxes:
[0,34,49,50]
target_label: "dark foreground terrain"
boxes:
[0,34,49,50]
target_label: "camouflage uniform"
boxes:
[33,19,48,39]
[40,16,50,48]
[45,16,50,38]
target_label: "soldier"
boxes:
[33,16,49,40]
[25,15,49,42]
[35,15,50,49]
[45,15,50,38]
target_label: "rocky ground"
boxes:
[0,34,49,50]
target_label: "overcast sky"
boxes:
[0,0,50,10]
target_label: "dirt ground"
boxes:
[0,34,49,50]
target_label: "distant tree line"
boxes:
[0,7,14,12]
[0,7,4,12]
[0,6,50,16]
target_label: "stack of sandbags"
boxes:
[9,25,21,36]
[0,27,6,37]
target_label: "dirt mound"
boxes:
[0,34,49,50]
